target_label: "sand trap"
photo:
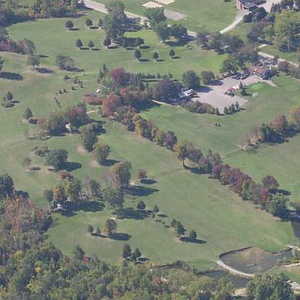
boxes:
[156,0,175,4]
[143,1,163,8]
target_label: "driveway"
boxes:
[192,75,269,113]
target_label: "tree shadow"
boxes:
[69,27,79,31]
[157,213,168,218]
[140,178,157,185]
[92,48,100,51]
[180,237,206,244]
[157,58,164,62]
[36,67,54,74]
[125,185,159,197]
[140,45,150,49]
[0,72,23,80]
[199,86,212,93]
[110,232,131,241]
[114,207,151,220]
[39,54,48,58]
[139,58,149,62]
[64,162,82,172]
[173,56,181,59]
[101,159,119,167]
[77,201,104,212]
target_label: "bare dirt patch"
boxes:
[77,145,87,154]
[164,9,186,20]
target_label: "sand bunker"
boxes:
[143,1,163,8]
[156,0,175,4]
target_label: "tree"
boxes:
[137,169,147,182]
[153,51,159,61]
[23,107,33,120]
[94,143,111,165]
[109,161,131,189]
[0,57,4,73]
[87,224,94,235]
[170,24,187,41]
[95,226,101,236]
[73,245,85,260]
[144,7,166,26]
[76,39,83,49]
[88,40,95,49]
[0,174,14,199]
[56,56,75,71]
[201,71,215,85]
[65,20,74,30]
[103,36,111,48]
[154,79,181,102]
[43,190,53,203]
[189,230,197,241]
[103,186,124,209]
[267,193,289,218]
[134,49,142,61]
[137,200,146,210]
[262,175,279,191]
[182,70,200,90]
[85,18,93,28]
[98,18,103,28]
[220,57,239,74]
[27,55,40,69]
[153,205,159,215]
[247,273,293,300]
[132,248,141,261]
[169,49,175,59]
[46,149,68,170]
[153,22,169,42]
[80,126,97,152]
[122,243,131,259]
[176,221,185,237]
[105,218,117,236]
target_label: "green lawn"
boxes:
[9,16,226,78]
[262,45,299,64]
[141,76,300,202]
[0,11,298,269]
[97,0,237,32]
[47,119,295,266]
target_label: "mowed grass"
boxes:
[0,12,297,267]
[9,14,226,78]
[98,0,236,32]
[48,119,295,265]
[141,76,300,202]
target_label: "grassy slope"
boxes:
[48,119,295,265]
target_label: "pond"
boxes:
[220,247,293,275]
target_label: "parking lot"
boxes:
[192,75,272,113]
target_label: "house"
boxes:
[249,66,275,80]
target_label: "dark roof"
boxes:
[239,0,257,8]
